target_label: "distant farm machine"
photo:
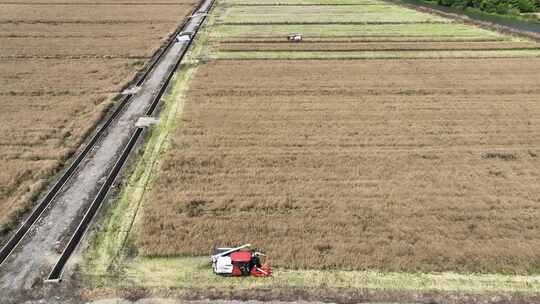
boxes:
[287,33,302,42]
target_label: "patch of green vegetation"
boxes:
[108,256,540,294]
[431,0,537,15]
[463,6,540,23]
[403,0,540,23]
[211,48,540,59]
[211,23,504,39]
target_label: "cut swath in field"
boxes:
[210,23,506,39]
[217,5,450,24]
[212,49,540,59]
[0,4,196,23]
[216,41,540,51]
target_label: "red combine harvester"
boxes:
[211,244,272,277]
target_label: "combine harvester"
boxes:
[211,244,272,277]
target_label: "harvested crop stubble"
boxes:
[0,58,142,93]
[140,59,540,273]
[0,4,194,23]
[219,37,509,43]
[211,23,503,39]
[0,37,162,58]
[0,0,197,230]
[219,5,449,24]
[0,22,180,39]
[213,49,540,59]
[217,41,539,51]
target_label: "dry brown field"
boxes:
[132,0,540,275]
[140,58,540,273]
[0,4,194,23]
[0,0,197,232]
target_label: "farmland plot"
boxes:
[129,0,540,276]
[208,0,540,59]
[0,1,197,231]
[211,23,509,43]
[0,4,196,23]
[139,59,540,273]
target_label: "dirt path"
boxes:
[0,0,213,291]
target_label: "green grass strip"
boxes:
[211,49,540,59]
[219,5,450,24]
[211,23,503,39]
[117,256,540,294]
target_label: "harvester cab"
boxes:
[211,244,272,277]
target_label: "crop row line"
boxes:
[217,39,508,43]
[219,47,540,52]
[212,55,540,60]
[218,21,452,25]
[215,34,503,38]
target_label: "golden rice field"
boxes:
[135,0,540,274]
[0,0,198,233]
